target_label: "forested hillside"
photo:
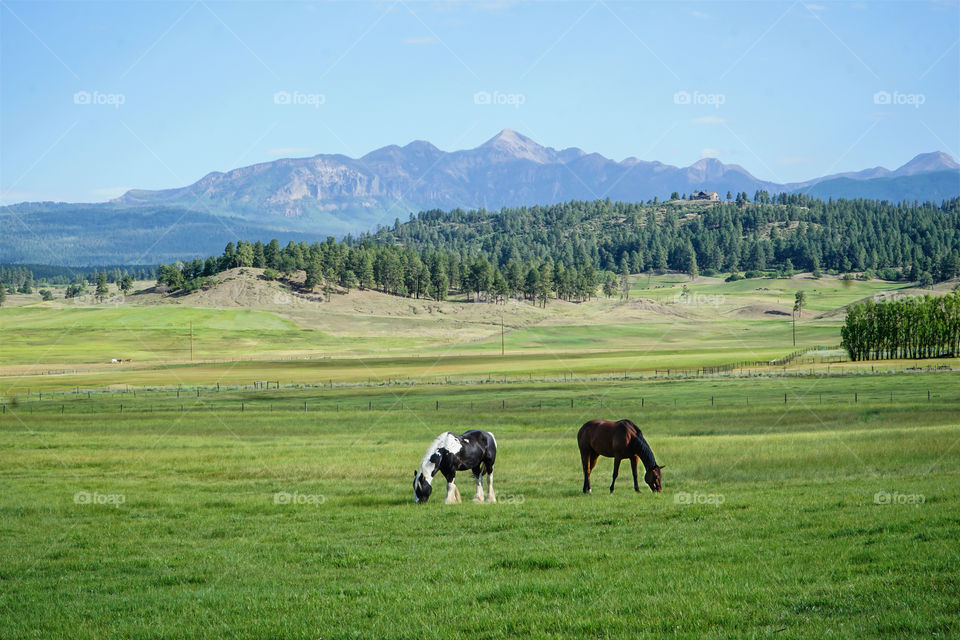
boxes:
[149,195,960,304]
[368,194,960,281]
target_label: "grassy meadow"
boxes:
[1,375,958,639]
[1,272,958,638]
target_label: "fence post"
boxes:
[436,401,439,411]
[304,401,308,412]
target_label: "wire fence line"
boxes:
[2,387,957,418]
[3,358,956,405]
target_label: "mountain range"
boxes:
[110,129,959,230]
[2,129,959,265]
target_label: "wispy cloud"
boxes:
[402,36,439,45]
[689,10,710,19]
[268,147,314,157]
[701,148,722,158]
[693,115,726,125]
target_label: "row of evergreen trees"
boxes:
[368,196,960,283]
[156,237,631,304]
[841,293,960,361]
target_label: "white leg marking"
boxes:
[474,474,484,502]
[486,472,496,503]
[445,482,458,504]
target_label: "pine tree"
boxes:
[95,272,108,302]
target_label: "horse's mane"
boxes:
[419,432,452,471]
[621,420,657,471]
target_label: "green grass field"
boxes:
[1,374,958,639]
[2,273,958,638]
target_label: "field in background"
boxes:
[1,375,957,638]
[2,272,954,394]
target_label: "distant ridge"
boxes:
[97,129,960,232]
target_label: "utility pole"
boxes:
[190,322,194,361]
[501,316,504,356]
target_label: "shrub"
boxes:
[262,268,280,281]
[725,273,744,282]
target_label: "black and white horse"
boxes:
[413,430,497,504]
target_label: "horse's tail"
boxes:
[483,430,497,473]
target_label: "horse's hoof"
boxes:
[472,497,483,503]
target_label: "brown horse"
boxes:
[577,419,664,494]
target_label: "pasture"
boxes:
[1,374,958,639]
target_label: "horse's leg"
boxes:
[444,472,460,504]
[472,467,484,503]
[581,450,593,494]
[630,455,640,492]
[485,468,496,503]
[610,457,622,493]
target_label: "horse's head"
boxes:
[644,465,664,492]
[413,470,433,503]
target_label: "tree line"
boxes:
[153,195,960,305]
[366,196,960,284]
[841,293,960,361]
[155,236,627,305]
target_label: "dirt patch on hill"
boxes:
[728,304,795,319]
[129,268,324,309]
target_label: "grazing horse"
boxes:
[577,419,664,494]
[413,430,497,504]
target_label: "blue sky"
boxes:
[1,0,958,203]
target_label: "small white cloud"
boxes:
[701,148,722,158]
[692,115,726,125]
[805,3,826,11]
[268,147,314,157]
[689,10,710,19]
[402,36,439,45]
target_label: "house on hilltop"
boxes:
[691,190,720,201]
